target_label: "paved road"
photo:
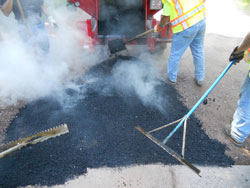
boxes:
[2,1,250,187]
[35,33,250,188]
[50,165,250,188]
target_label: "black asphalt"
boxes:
[0,56,234,187]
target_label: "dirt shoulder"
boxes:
[0,103,25,144]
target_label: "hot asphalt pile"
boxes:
[0,56,234,187]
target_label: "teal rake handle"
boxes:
[163,60,235,144]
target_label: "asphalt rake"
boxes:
[136,60,236,176]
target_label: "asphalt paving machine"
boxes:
[67,0,172,52]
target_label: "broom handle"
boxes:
[163,60,235,144]
[16,0,27,26]
[127,22,171,42]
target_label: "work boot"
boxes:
[194,78,203,87]
[224,124,244,148]
[167,77,176,85]
[158,74,176,85]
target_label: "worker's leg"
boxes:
[32,21,50,57]
[231,73,250,143]
[167,25,198,82]
[190,20,206,81]
[18,22,49,57]
[18,24,29,42]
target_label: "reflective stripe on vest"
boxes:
[168,0,205,33]
[173,0,183,16]
[171,0,189,30]
[242,49,250,77]
[244,49,250,64]
[171,3,205,28]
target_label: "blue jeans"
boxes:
[168,19,206,82]
[19,21,50,57]
[231,72,250,143]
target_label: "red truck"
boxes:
[67,0,172,52]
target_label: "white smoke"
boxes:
[0,0,168,113]
[110,58,168,113]
[0,2,105,107]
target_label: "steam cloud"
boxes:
[0,3,104,107]
[0,0,168,114]
[110,60,168,114]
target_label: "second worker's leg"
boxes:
[190,20,206,83]
[167,28,196,82]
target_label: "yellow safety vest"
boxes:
[244,49,250,64]
[243,49,250,77]
[162,0,206,33]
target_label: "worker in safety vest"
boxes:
[225,32,250,147]
[155,0,206,86]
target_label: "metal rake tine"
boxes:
[182,119,188,158]
[0,124,69,159]
[136,126,201,176]
[148,118,182,134]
